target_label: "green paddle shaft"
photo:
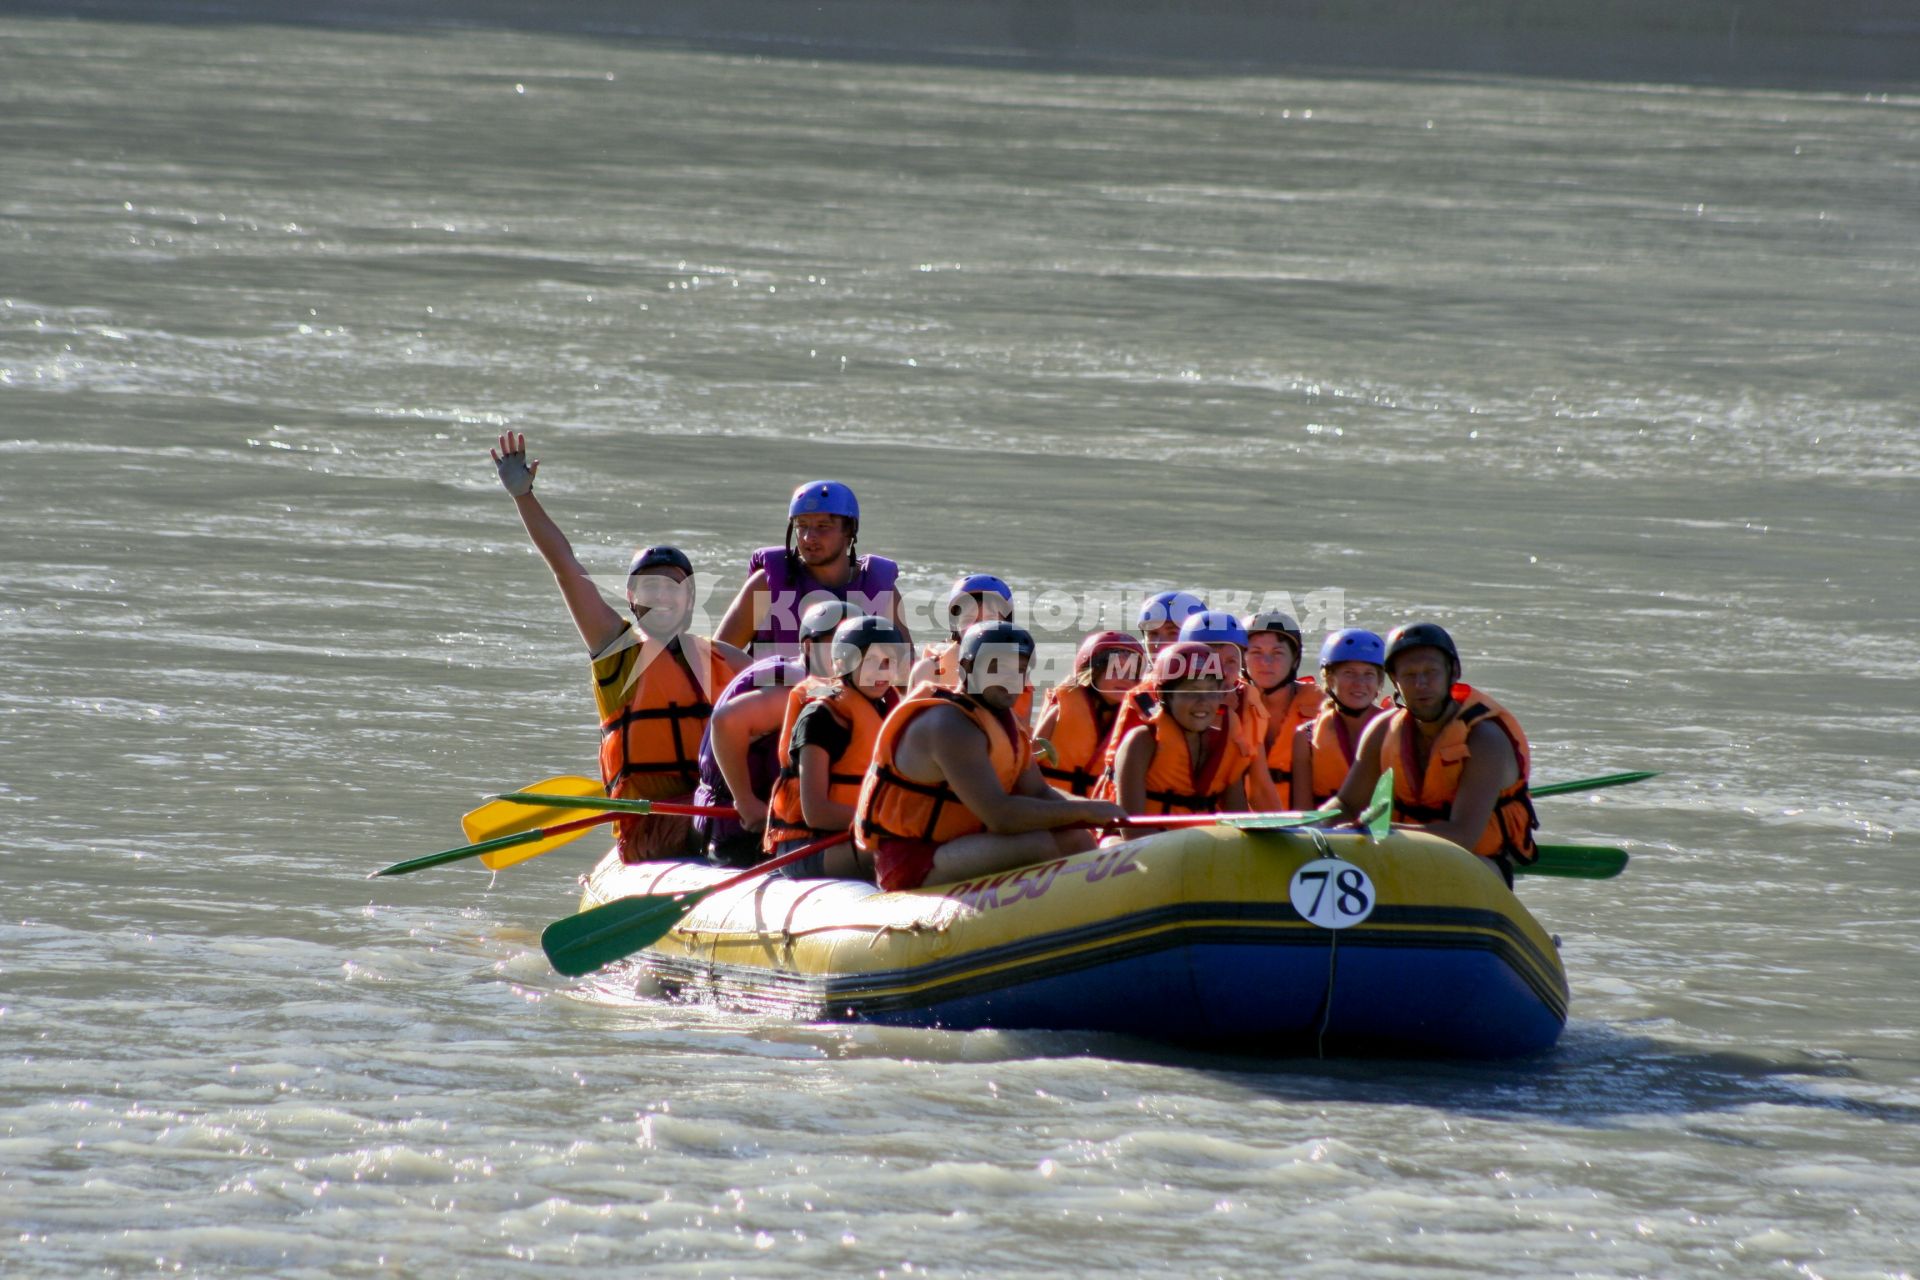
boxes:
[542,829,851,976]
[492,791,736,818]
[370,811,617,878]
[1530,771,1658,798]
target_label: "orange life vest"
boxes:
[1260,677,1324,771]
[1037,683,1119,797]
[597,633,734,858]
[1135,704,1254,816]
[1380,686,1538,864]
[1301,701,1385,805]
[764,682,894,849]
[854,683,1033,851]
[921,639,1035,725]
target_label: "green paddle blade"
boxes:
[1518,844,1630,879]
[1218,802,1341,831]
[1531,771,1659,798]
[1358,769,1393,839]
[542,891,706,977]
[494,790,655,816]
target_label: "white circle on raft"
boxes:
[1288,859,1377,930]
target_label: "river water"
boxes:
[4,14,1918,1277]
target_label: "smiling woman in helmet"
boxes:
[488,432,751,862]
[716,480,909,658]
[1288,628,1391,809]
[1108,641,1256,834]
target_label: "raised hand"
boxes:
[490,431,538,497]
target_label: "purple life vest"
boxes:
[693,655,805,851]
[747,545,900,657]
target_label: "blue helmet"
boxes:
[946,573,1014,636]
[1180,609,1248,648]
[958,620,1036,666]
[1318,628,1387,669]
[788,480,860,522]
[948,573,1013,609]
[1137,590,1207,630]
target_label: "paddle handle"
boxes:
[705,830,851,894]
[1530,771,1658,798]
[493,791,738,819]
[371,811,617,878]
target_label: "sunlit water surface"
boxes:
[3,16,1917,1277]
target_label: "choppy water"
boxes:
[4,14,1918,1277]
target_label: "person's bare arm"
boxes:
[796,745,857,834]
[711,687,787,832]
[1220,776,1248,812]
[1112,725,1155,823]
[1421,721,1518,852]
[1032,698,1063,746]
[715,569,768,650]
[888,592,914,647]
[916,708,1123,834]
[1333,715,1390,821]
[1288,723,1314,811]
[490,431,625,655]
[713,638,752,676]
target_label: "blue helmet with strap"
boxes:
[1318,628,1387,669]
[788,480,859,521]
[1179,609,1248,648]
[946,573,1014,635]
[1137,590,1207,630]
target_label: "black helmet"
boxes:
[1248,610,1302,645]
[829,615,910,677]
[958,620,1036,666]
[1383,622,1460,679]
[1248,610,1304,681]
[627,544,693,578]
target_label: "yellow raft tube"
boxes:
[577,825,1569,1058]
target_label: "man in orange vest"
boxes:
[491,432,751,860]
[855,622,1127,891]
[1331,622,1538,884]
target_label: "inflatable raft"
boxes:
[576,825,1569,1058]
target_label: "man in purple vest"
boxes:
[715,480,908,659]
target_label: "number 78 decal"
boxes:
[1288,859,1377,929]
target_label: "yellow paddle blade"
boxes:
[461,775,607,871]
